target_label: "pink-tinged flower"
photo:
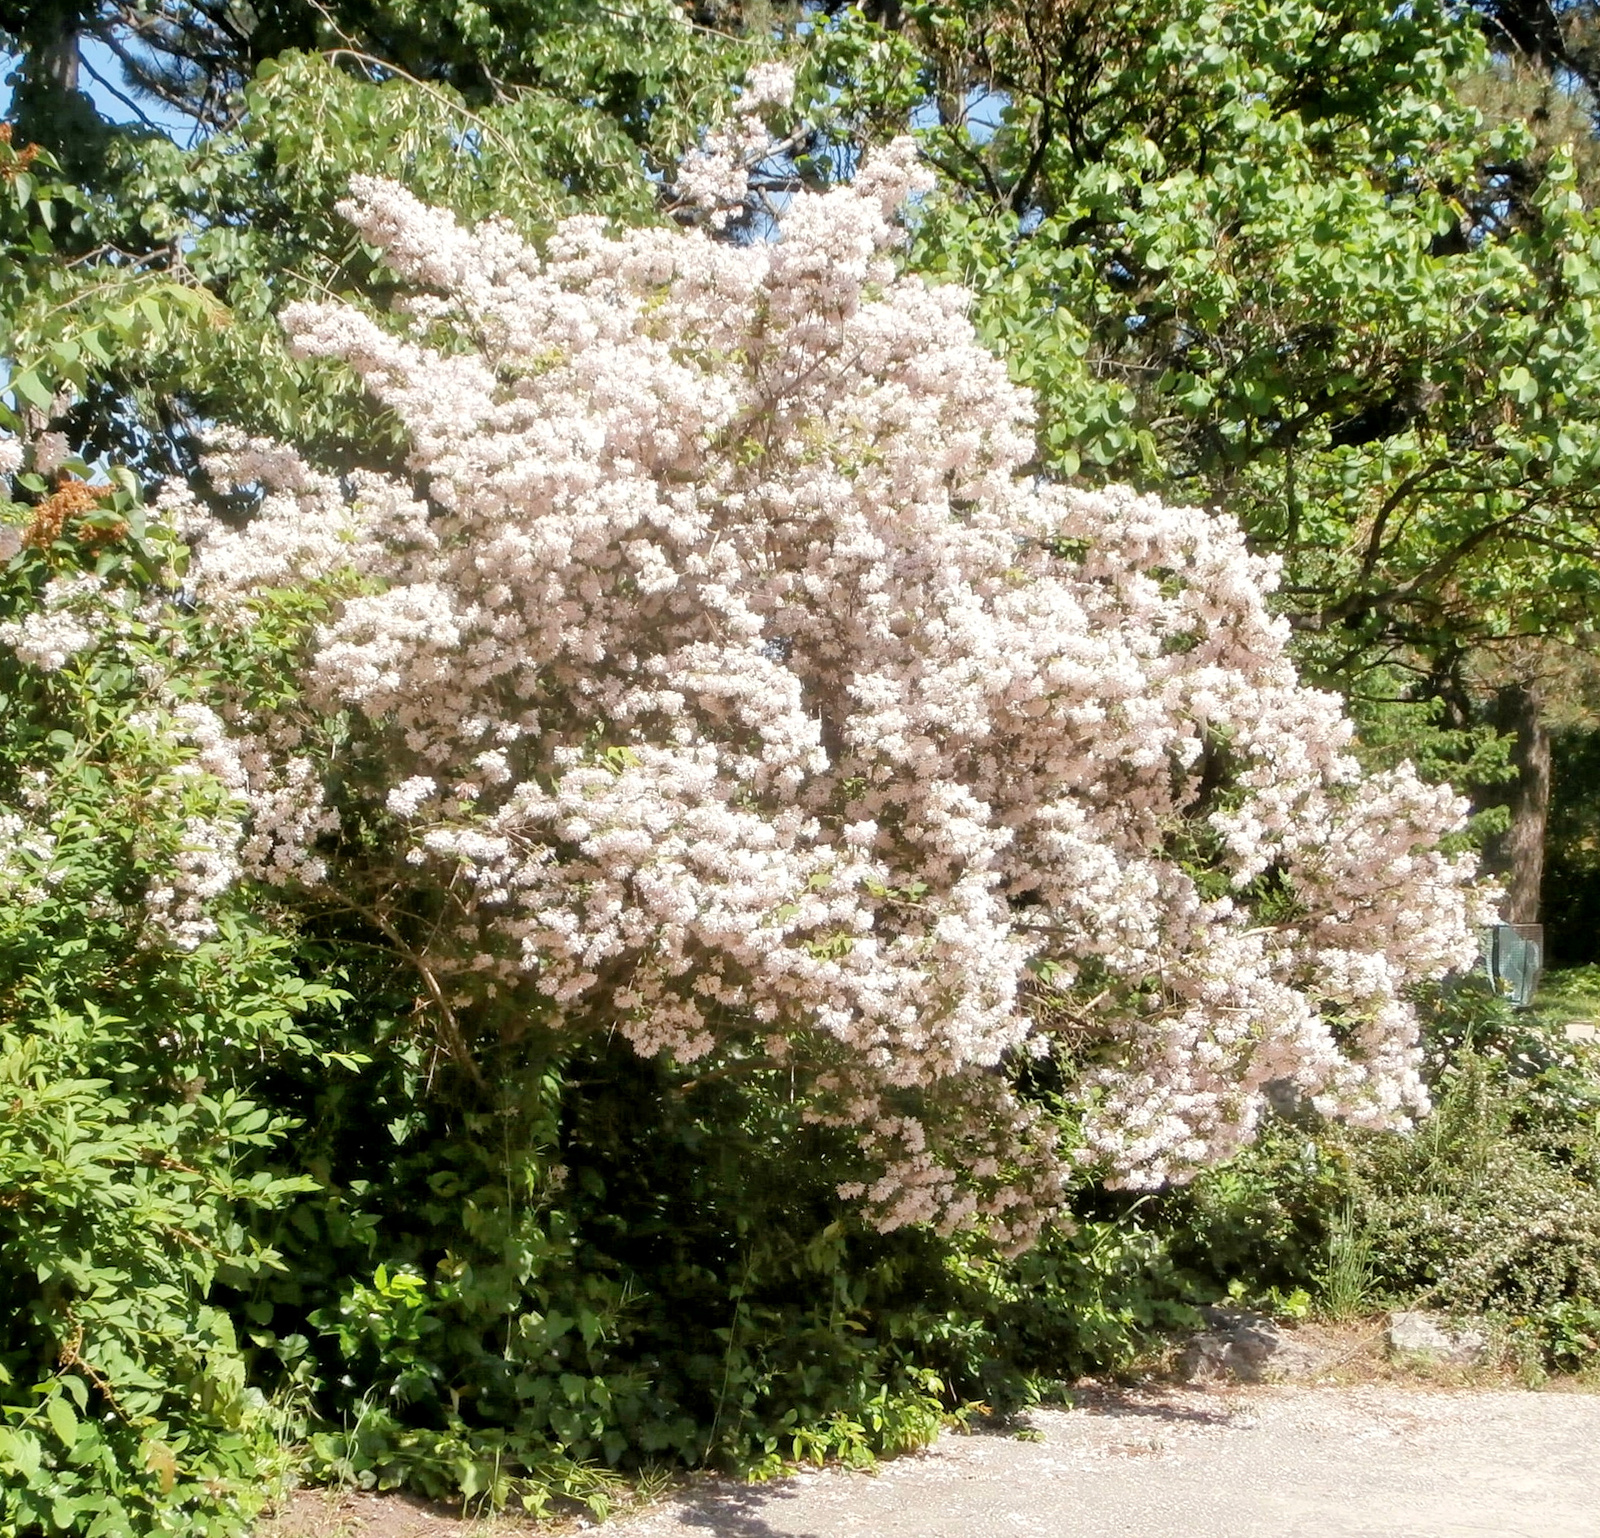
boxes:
[166,76,1486,1249]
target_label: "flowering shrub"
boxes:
[12,74,1489,1255]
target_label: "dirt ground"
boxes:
[259,1337,1600,1538]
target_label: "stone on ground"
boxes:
[1385,1311,1488,1365]
[1178,1306,1322,1383]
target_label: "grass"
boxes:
[1530,964,1600,1026]
[1318,1200,1376,1323]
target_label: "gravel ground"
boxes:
[604,1383,1600,1538]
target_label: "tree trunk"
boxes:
[36,21,81,95]
[1487,681,1551,924]
[12,11,106,175]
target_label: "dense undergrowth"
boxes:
[6,875,1598,1537]
[0,898,1198,1532]
[1158,977,1600,1369]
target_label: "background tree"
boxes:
[0,0,742,143]
[1469,0,1600,110]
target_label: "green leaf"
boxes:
[45,1391,78,1448]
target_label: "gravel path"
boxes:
[607,1383,1600,1537]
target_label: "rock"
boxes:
[1179,1307,1319,1384]
[1385,1310,1486,1365]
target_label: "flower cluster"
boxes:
[175,105,1488,1246]
[0,811,59,900]
[131,703,248,949]
[0,691,248,951]
[0,499,251,950]
[0,573,104,671]
[674,61,795,226]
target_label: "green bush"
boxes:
[0,476,343,1537]
[232,1005,1200,1514]
[1151,979,1600,1365]
[1356,998,1600,1363]
[0,994,313,1538]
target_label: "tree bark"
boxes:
[36,21,81,95]
[9,6,94,161]
[1486,680,1551,924]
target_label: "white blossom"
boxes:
[177,101,1487,1248]
[32,431,70,475]
[0,574,112,671]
